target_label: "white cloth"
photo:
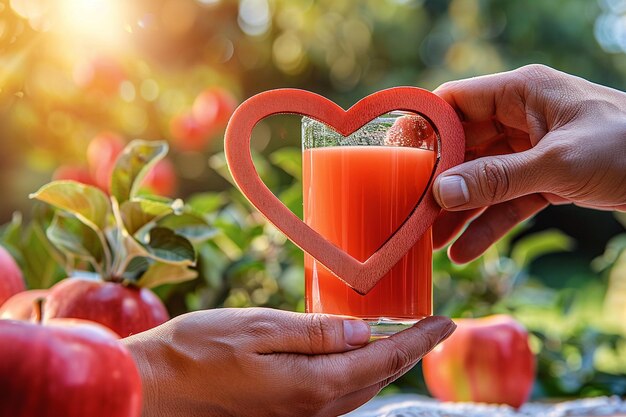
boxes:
[344,394,626,417]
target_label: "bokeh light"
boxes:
[56,0,127,45]
[595,0,626,54]
[238,0,270,36]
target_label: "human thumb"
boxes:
[252,310,372,355]
[433,148,545,210]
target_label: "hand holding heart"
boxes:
[225,87,464,294]
[431,64,626,263]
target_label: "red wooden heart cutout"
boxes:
[225,87,464,295]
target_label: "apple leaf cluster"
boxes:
[30,140,215,288]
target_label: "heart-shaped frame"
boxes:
[225,87,464,295]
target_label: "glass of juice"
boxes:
[302,112,438,338]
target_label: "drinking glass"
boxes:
[302,112,438,338]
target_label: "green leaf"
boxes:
[270,147,302,180]
[187,192,225,214]
[110,140,168,204]
[278,264,305,298]
[46,213,104,273]
[20,221,67,289]
[109,198,194,280]
[198,242,228,288]
[209,151,279,191]
[123,256,150,278]
[214,219,257,252]
[0,212,23,249]
[157,212,218,244]
[592,234,626,271]
[120,197,183,236]
[137,262,198,288]
[278,183,303,219]
[511,228,575,268]
[30,181,111,233]
[146,227,195,265]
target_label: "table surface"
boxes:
[344,394,626,417]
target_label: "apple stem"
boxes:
[111,255,132,281]
[33,297,45,324]
[109,275,124,284]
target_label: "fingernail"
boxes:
[438,322,457,342]
[418,316,456,341]
[437,175,469,208]
[344,320,371,346]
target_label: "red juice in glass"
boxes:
[302,113,437,337]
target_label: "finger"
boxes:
[321,344,432,417]
[575,202,626,211]
[248,309,371,355]
[320,384,381,417]
[435,72,528,129]
[332,316,455,390]
[543,193,571,205]
[463,119,505,148]
[448,194,549,264]
[465,140,513,161]
[433,208,484,249]
[432,143,559,210]
[464,128,530,162]
[479,139,516,156]
[465,139,512,161]
[540,194,625,210]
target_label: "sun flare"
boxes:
[55,0,127,48]
[9,0,128,50]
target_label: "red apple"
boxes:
[169,111,210,152]
[87,132,126,193]
[422,315,535,408]
[192,87,237,130]
[141,158,177,197]
[43,278,169,338]
[0,289,48,320]
[0,317,142,417]
[0,245,25,307]
[52,165,97,187]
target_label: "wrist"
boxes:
[122,334,166,417]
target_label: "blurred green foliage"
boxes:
[1,0,625,401]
